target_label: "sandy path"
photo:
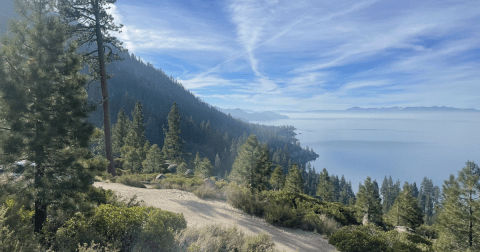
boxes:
[93,182,336,252]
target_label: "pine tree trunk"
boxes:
[34,165,46,232]
[94,0,115,176]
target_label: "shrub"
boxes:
[175,224,280,252]
[328,225,389,252]
[116,175,146,188]
[242,232,276,252]
[415,224,438,239]
[225,183,266,216]
[264,203,300,228]
[193,184,218,199]
[133,209,187,252]
[156,174,204,191]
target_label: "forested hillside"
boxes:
[86,51,318,176]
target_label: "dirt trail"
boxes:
[93,182,336,252]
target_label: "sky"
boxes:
[105,0,480,112]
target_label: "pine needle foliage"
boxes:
[435,161,480,251]
[0,0,95,232]
[283,164,305,194]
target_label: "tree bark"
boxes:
[34,165,46,233]
[94,0,115,176]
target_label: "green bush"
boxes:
[328,225,389,252]
[225,183,266,216]
[157,174,204,191]
[382,230,433,252]
[193,184,218,199]
[53,204,187,252]
[116,176,146,188]
[242,232,276,252]
[415,224,438,239]
[264,203,300,228]
[175,224,280,252]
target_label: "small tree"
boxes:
[112,108,130,155]
[229,134,260,194]
[196,157,213,179]
[283,164,304,194]
[269,165,285,191]
[142,144,166,174]
[386,183,423,229]
[356,177,382,225]
[316,168,334,202]
[163,102,185,164]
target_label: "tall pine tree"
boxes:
[356,177,382,225]
[435,161,480,251]
[386,183,423,229]
[316,168,334,202]
[270,165,285,191]
[57,0,125,176]
[162,102,185,165]
[0,0,95,232]
[112,108,129,155]
[229,134,260,194]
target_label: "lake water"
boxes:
[252,112,480,192]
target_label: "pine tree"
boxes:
[142,144,166,174]
[229,134,260,194]
[316,168,334,201]
[270,165,285,191]
[356,177,382,225]
[386,183,423,229]
[163,102,185,164]
[284,164,304,194]
[193,152,202,171]
[131,101,146,146]
[214,152,221,176]
[435,161,480,251]
[196,157,213,179]
[0,0,95,232]
[253,144,273,192]
[112,108,130,155]
[57,0,126,176]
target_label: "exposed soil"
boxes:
[93,182,337,252]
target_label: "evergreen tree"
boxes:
[57,0,126,176]
[284,164,304,194]
[253,144,273,192]
[338,176,356,206]
[193,152,201,172]
[0,0,95,232]
[418,177,440,225]
[196,157,213,179]
[112,108,130,155]
[316,168,334,202]
[386,183,423,229]
[229,134,260,194]
[356,177,382,225]
[214,152,221,176]
[331,175,341,202]
[177,162,188,175]
[435,161,480,251]
[270,165,285,191]
[131,101,146,146]
[163,102,185,164]
[142,144,166,174]
[411,182,419,198]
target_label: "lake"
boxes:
[252,112,480,192]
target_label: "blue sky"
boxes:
[109,0,479,111]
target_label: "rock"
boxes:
[395,226,415,233]
[185,169,194,176]
[204,178,215,189]
[167,164,177,173]
[155,173,166,180]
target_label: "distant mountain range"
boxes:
[214,107,289,122]
[274,106,479,113]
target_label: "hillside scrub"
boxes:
[175,223,281,252]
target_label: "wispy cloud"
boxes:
[111,0,480,111]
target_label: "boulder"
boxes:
[185,169,194,176]
[167,164,177,173]
[204,178,215,189]
[155,173,166,181]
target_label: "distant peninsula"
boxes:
[215,107,289,122]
